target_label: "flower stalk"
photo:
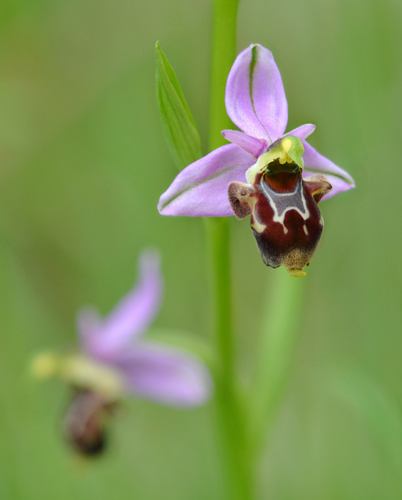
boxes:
[207,0,254,499]
[207,0,239,393]
[209,0,239,150]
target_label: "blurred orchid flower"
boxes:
[31,250,212,455]
[158,44,355,276]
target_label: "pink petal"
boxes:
[158,144,254,217]
[302,141,355,199]
[116,343,212,407]
[285,123,316,141]
[221,129,267,159]
[225,44,288,143]
[77,250,162,360]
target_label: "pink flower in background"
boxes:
[32,250,211,455]
[158,44,354,275]
[77,250,211,407]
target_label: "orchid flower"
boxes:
[158,44,355,276]
[31,250,212,455]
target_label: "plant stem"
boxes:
[206,218,234,384]
[206,219,253,500]
[209,0,239,150]
[206,0,253,499]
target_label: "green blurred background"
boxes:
[1,0,402,498]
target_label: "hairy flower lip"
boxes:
[242,169,329,275]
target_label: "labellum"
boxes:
[63,389,117,456]
[228,136,332,276]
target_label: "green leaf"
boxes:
[155,41,202,170]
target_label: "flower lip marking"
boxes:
[259,169,310,234]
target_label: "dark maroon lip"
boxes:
[251,177,324,271]
[227,160,332,274]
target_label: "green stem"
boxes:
[206,218,234,383]
[206,0,254,499]
[206,219,253,500]
[209,0,239,149]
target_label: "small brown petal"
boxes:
[228,181,257,219]
[303,174,332,203]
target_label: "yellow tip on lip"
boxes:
[287,269,307,278]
